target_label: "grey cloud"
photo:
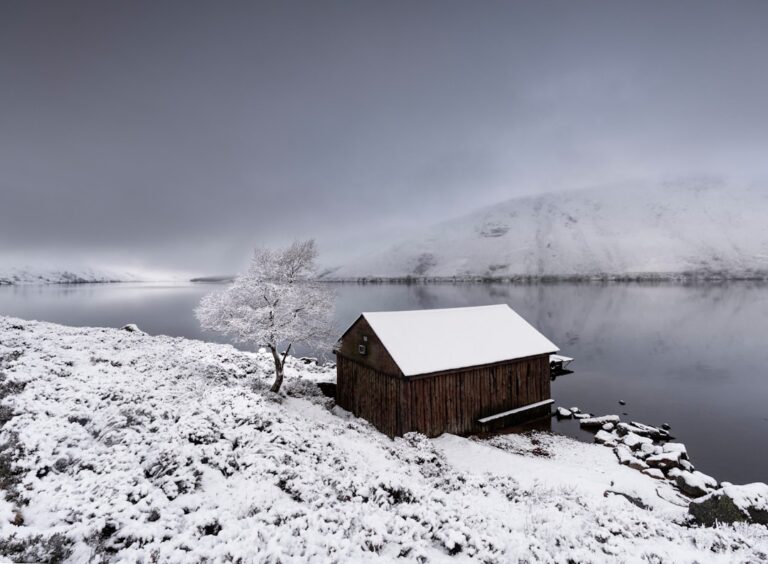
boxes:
[1,0,766,273]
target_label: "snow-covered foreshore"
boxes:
[0,267,142,286]
[0,317,766,562]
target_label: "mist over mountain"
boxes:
[329,178,768,280]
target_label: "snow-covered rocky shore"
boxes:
[0,317,766,562]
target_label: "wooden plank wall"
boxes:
[401,355,550,436]
[336,355,401,437]
[337,354,551,438]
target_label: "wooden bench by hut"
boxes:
[334,304,559,437]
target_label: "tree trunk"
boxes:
[268,343,291,393]
[269,346,284,393]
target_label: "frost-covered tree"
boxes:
[195,240,335,392]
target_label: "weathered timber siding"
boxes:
[335,316,402,376]
[399,355,550,436]
[336,355,401,437]
[335,350,551,438]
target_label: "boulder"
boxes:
[602,422,615,432]
[580,415,621,428]
[615,422,650,437]
[646,451,683,471]
[662,442,688,460]
[569,407,581,414]
[630,421,672,440]
[679,459,695,472]
[639,442,655,456]
[689,482,768,526]
[676,470,718,498]
[622,432,653,450]
[666,467,683,481]
[594,430,617,446]
[634,449,650,460]
[614,445,635,465]
[556,407,572,418]
[573,412,592,420]
[628,459,649,471]
[121,323,144,334]
[643,468,665,480]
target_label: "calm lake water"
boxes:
[1,281,766,484]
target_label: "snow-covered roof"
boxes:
[361,304,559,377]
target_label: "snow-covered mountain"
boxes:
[330,178,768,280]
[0,266,142,285]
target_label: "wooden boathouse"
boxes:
[334,304,559,437]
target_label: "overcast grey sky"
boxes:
[2,0,767,275]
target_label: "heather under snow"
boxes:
[0,317,766,562]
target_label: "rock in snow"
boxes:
[676,470,719,498]
[638,442,656,456]
[667,467,684,481]
[628,459,650,472]
[690,483,768,526]
[643,468,666,480]
[629,421,672,441]
[594,430,617,446]
[556,407,572,418]
[662,442,688,460]
[622,432,653,451]
[646,451,683,471]
[579,415,621,428]
[614,445,636,466]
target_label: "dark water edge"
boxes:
[320,270,768,284]
[1,280,767,484]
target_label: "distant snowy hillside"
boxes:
[0,266,141,285]
[331,179,768,280]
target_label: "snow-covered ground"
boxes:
[329,178,768,280]
[0,267,143,285]
[0,317,766,562]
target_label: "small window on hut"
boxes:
[358,335,369,356]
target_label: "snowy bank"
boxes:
[0,317,766,562]
[0,267,142,285]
